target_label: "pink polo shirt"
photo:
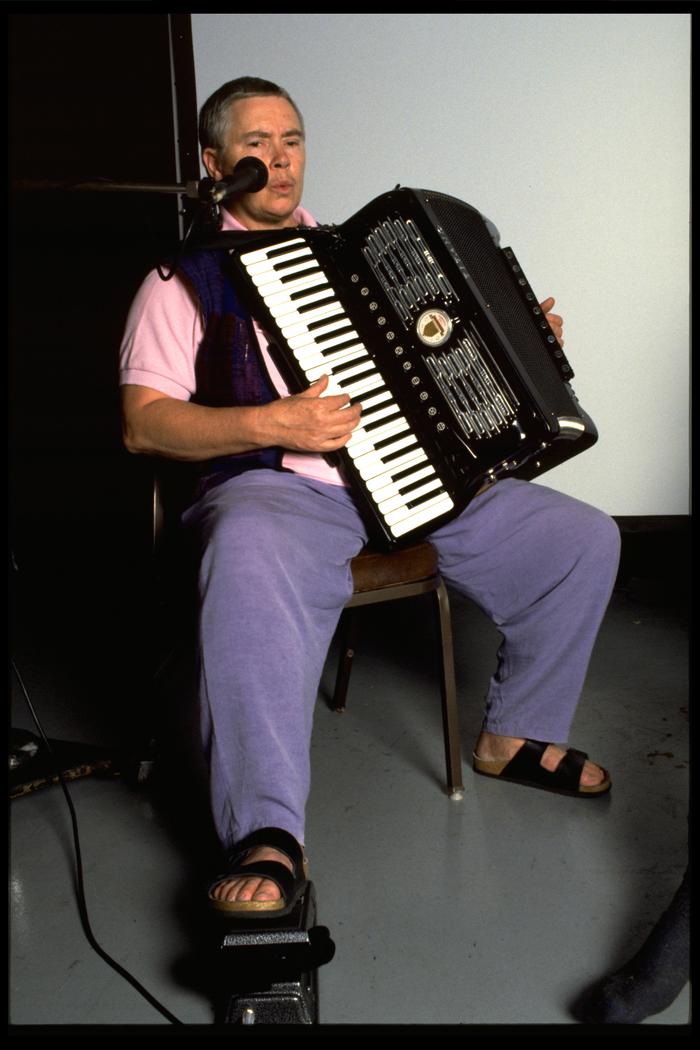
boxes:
[119,205,346,487]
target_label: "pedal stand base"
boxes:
[219,882,334,1025]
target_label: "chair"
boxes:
[330,542,464,800]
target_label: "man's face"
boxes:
[203,95,306,230]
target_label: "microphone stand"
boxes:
[12,167,262,203]
[13,177,203,197]
[12,157,269,254]
[11,176,226,252]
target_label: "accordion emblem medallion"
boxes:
[416,308,452,347]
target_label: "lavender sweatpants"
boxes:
[183,470,620,851]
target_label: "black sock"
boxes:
[577,868,689,1024]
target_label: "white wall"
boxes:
[191,12,690,516]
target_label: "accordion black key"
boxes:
[212,187,597,548]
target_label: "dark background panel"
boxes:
[10,12,187,559]
[9,12,198,749]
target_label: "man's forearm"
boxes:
[122,388,269,461]
[121,378,362,460]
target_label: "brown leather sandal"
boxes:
[473,738,611,797]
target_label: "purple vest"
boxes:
[177,250,284,496]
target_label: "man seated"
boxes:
[119,77,620,916]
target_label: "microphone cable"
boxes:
[155,199,217,283]
[155,156,268,281]
[10,658,186,1026]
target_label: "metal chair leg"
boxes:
[434,581,464,800]
[330,610,359,712]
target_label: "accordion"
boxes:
[211,187,597,548]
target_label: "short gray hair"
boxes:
[198,76,304,153]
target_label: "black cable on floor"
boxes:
[11,658,185,1026]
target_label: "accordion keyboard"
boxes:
[240,237,455,538]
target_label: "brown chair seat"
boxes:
[349,541,439,595]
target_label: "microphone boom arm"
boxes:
[13,158,268,203]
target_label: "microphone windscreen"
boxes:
[233,156,268,192]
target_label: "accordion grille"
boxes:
[423,191,575,418]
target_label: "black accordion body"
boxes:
[211,188,597,548]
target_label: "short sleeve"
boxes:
[119,269,204,400]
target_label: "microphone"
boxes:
[203,156,268,205]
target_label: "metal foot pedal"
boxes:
[220,882,334,1024]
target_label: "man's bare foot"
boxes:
[475,731,607,788]
[209,846,293,905]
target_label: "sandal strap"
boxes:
[231,826,304,875]
[554,747,587,789]
[503,739,589,791]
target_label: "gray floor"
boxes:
[10,572,690,1029]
